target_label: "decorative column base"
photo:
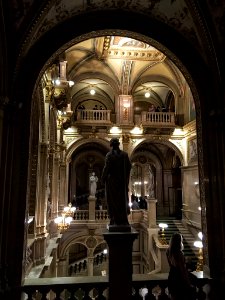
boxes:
[103,228,138,300]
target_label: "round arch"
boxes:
[7,7,215,289]
[66,137,110,163]
[130,137,184,166]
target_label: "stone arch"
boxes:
[58,230,106,259]
[66,137,110,162]
[130,137,184,166]
[8,7,214,287]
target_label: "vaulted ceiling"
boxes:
[49,35,185,113]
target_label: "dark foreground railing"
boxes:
[21,272,211,300]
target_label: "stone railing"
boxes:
[22,272,211,300]
[141,111,175,126]
[73,209,146,224]
[76,109,111,124]
[73,210,89,221]
[74,110,175,127]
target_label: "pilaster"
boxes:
[146,198,158,228]
[36,143,48,235]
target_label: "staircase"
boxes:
[157,217,199,271]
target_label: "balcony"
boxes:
[74,110,176,131]
[141,111,175,126]
[140,111,176,135]
[75,109,112,125]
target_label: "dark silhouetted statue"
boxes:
[101,138,131,228]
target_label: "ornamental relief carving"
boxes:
[20,0,200,58]
[86,236,97,249]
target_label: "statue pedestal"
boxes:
[103,229,138,300]
[88,195,96,221]
[107,224,131,232]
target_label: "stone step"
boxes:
[157,217,199,271]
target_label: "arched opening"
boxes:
[3,5,222,299]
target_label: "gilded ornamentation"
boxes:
[122,134,130,144]
[51,89,68,110]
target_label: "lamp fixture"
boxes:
[158,223,168,244]
[130,125,143,135]
[63,202,76,216]
[54,213,73,232]
[194,240,203,271]
[198,231,203,240]
[52,60,74,87]
[109,126,122,134]
[52,78,74,87]
[145,91,151,98]
[54,203,76,232]
[27,216,34,224]
[90,89,96,95]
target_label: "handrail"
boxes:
[181,208,201,234]
[22,272,211,299]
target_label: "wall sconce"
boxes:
[158,223,168,244]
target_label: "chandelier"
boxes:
[63,202,76,216]
[54,203,76,232]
